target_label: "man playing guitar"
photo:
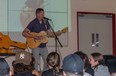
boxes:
[22,8,61,71]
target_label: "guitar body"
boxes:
[0,35,12,48]
[0,32,26,53]
[26,31,48,48]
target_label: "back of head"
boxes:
[13,51,33,74]
[14,72,35,76]
[0,58,10,76]
[107,60,116,74]
[47,52,60,68]
[74,51,88,61]
[46,52,61,76]
[74,51,89,70]
[62,54,84,75]
[13,62,35,75]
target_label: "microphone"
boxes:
[44,17,51,21]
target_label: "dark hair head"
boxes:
[13,63,26,73]
[74,51,89,70]
[0,58,10,76]
[13,56,35,74]
[36,8,44,15]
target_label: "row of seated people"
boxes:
[42,51,116,76]
[0,50,116,76]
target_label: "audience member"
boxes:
[89,52,110,76]
[11,51,40,76]
[107,58,116,76]
[62,54,85,76]
[42,52,63,76]
[75,51,93,76]
[0,58,10,76]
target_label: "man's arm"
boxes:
[46,29,62,38]
[22,28,33,38]
[22,28,40,40]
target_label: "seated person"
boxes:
[62,53,85,76]
[0,58,10,76]
[107,59,116,76]
[89,52,110,76]
[42,52,63,76]
[103,55,116,76]
[11,51,40,76]
[75,51,93,76]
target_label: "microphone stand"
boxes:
[47,19,62,52]
[46,19,63,72]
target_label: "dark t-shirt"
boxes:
[42,69,63,76]
[27,18,50,48]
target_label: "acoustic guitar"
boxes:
[0,32,26,53]
[26,27,68,48]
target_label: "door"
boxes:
[77,12,114,55]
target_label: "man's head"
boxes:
[36,8,44,19]
[15,51,32,65]
[62,54,84,76]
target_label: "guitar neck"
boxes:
[11,41,26,49]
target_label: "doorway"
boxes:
[77,12,116,56]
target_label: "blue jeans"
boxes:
[32,47,48,71]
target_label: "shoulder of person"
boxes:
[32,70,41,76]
[94,65,110,76]
[29,18,38,24]
[97,65,109,70]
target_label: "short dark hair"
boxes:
[12,56,35,74]
[36,8,44,15]
[74,51,89,70]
